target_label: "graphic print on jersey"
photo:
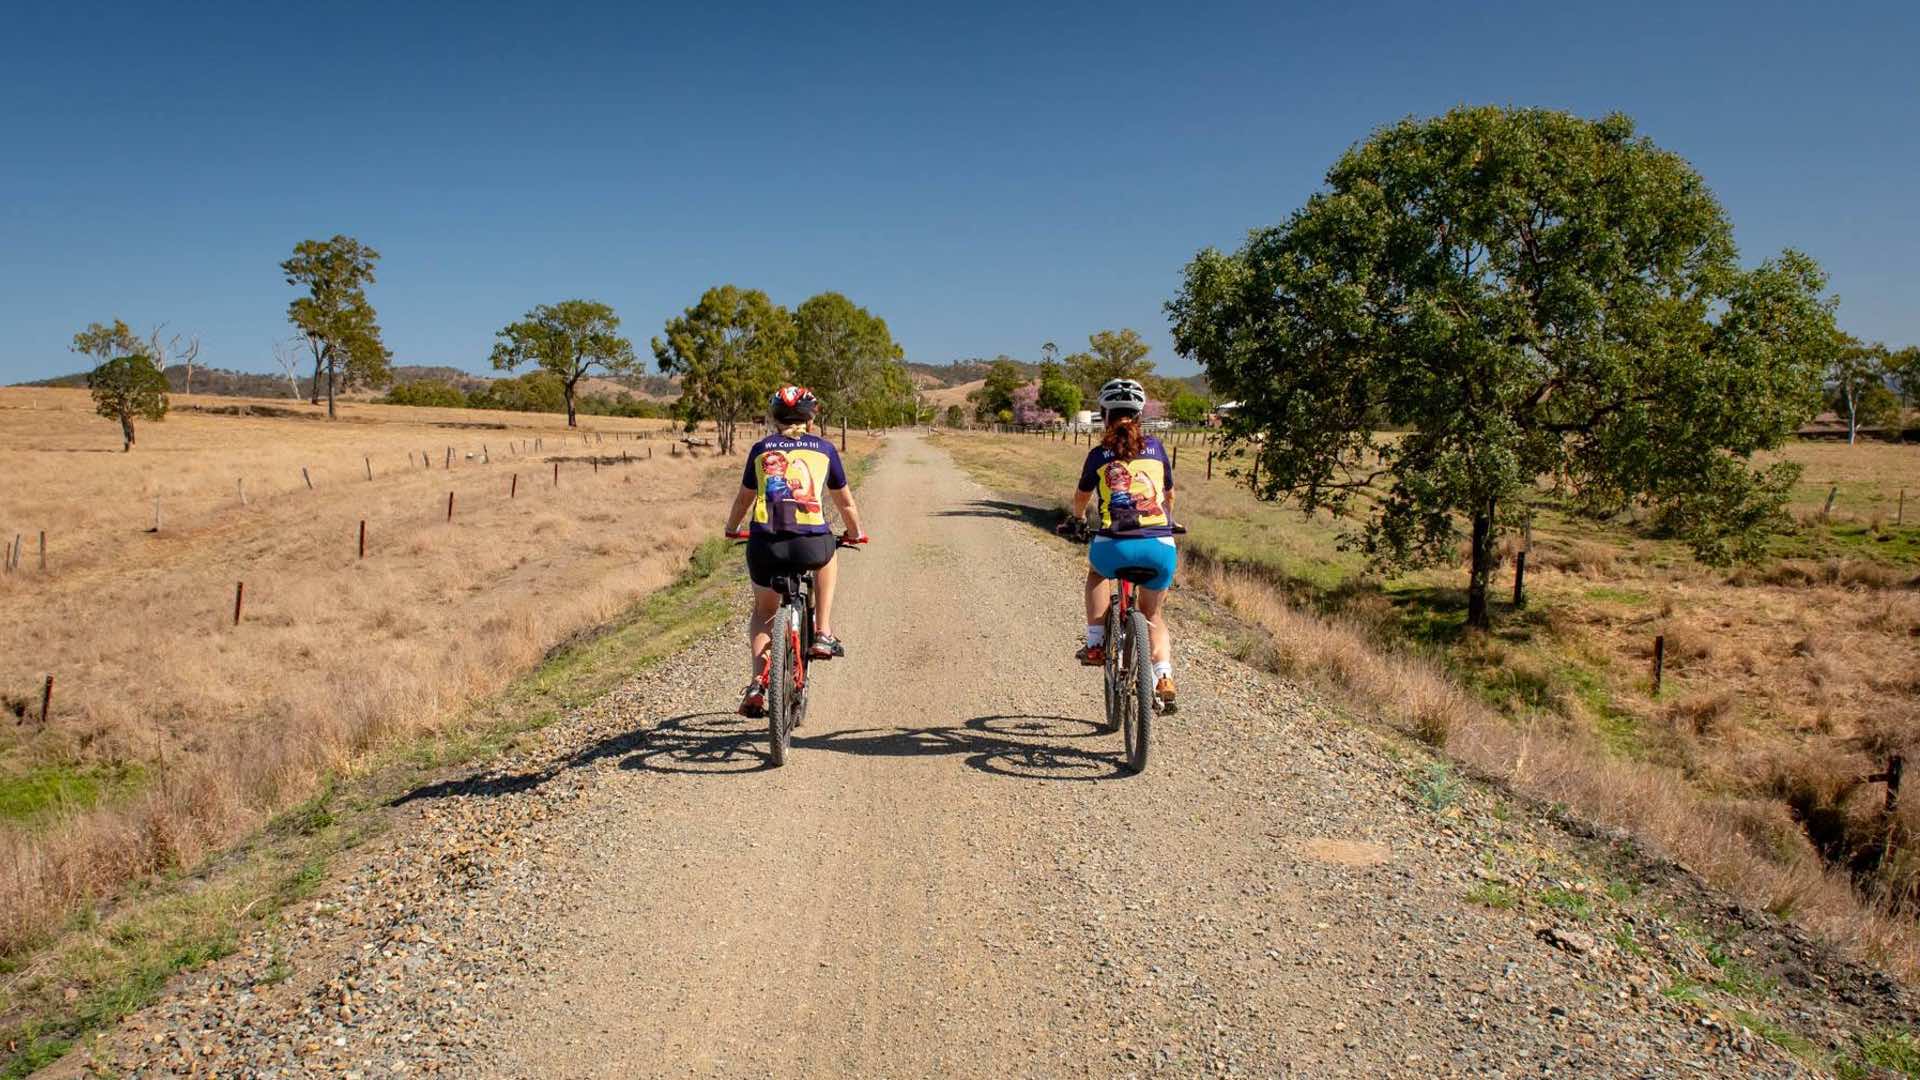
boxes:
[1077,438,1175,538]
[743,434,846,536]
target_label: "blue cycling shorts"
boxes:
[1088,535,1178,591]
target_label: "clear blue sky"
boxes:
[3,0,1916,384]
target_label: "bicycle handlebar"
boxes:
[723,530,870,547]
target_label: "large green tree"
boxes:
[281,235,392,418]
[1170,106,1838,629]
[490,299,637,428]
[793,291,905,440]
[86,354,169,451]
[1065,328,1155,399]
[653,285,796,454]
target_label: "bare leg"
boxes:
[1136,587,1171,666]
[1084,567,1110,637]
[748,586,781,678]
[813,554,838,638]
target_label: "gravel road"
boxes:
[65,432,1874,1078]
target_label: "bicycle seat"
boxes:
[1114,566,1161,585]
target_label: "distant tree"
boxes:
[793,292,904,440]
[1011,383,1062,426]
[471,370,568,413]
[384,380,469,408]
[71,319,141,365]
[1170,106,1838,629]
[1038,375,1082,418]
[143,325,201,394]
[1890,346,1920,412]
[1828,337,1903,443]
[1065,329,1155,400]
[1042,341,1059,366]
[270,337,307,399]
[281,235,392,418]
[969,358,1026,421]
[944,403,966,428]
[86,354,169,451]
[490,300,636,428]
[653,285,796,454]
[1168,391,1210,425]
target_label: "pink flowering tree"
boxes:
[1012,382,1061,426]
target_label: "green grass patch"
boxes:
[1584,585,1652,606]
[0,762,147,828]
[1538,886,1595,920]
[1466,881,1517,909]
[1733,1010,1818,1063]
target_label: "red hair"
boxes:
[1100,413,1145,460]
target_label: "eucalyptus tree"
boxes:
[653,286,796,454]
[1170,106,1837,628]
[490,300,637,428]
[281,235,392,417]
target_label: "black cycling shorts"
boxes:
[745,532,837,589]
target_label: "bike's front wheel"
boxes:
[766,604,799,766]
[1123,609,1153,774]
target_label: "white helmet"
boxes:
[1097,378,1147,415]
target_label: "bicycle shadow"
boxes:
[619,711,1129,781]
[394,710,1132,805]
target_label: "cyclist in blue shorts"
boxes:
[1059,378,1178,710]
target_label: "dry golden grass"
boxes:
[0,387,872,954]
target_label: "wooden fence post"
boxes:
[359,519,366,558]
[233,581,245,626]
[1206,451,1213,481]
[1513,551,1528,608]
[40,675,53,725]
[1652,634,1666,694]
[445,446,452,469]
[38,530,47,571]
[365,456,373,481]
[553,461,560,485]
[447,491,455,521]
[302,467,313,490]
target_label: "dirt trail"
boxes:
[65,432,1850,1077]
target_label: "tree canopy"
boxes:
[793,292,908,431]
[86,354,169,451]
[72,319,140,364]
[281,235,392,418]
[969,358,1027,421]
[653,285,795,454]
[1065,329,1155,399]
[1169,106,1838,628]
[490,299,637,428]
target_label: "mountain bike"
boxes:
[1058,518,1183,775]
[728,531,867,766]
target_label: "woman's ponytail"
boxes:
[1100,413,1145,460]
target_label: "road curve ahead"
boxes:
[70,432,1812,1078]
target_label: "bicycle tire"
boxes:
[766,603,796,766]
[1123,609,1153,774]
[1100,603,1120,733]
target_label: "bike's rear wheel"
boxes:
[1099,603,1120,733]
[1123,609,1153,774]
[766,605,798,766]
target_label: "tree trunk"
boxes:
[565,384,578,428]
[1845,385,1858,445]
[326,361,337,420]
[310,350,323,405]
[840,415,848,451]
[1466,498,1497,630]
[120,412,135,452]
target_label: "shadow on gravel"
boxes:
[620,712,1130,781]
[395,711,1131,802]
[931,498,1059,533]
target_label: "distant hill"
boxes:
[17,363,681,403]
[906,359,1038,387]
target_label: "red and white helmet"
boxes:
[770,385,819,424]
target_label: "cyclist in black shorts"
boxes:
[723,386,867,717]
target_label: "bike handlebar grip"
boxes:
[724,530,751,540]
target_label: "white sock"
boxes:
[1153,660,1172,680]
[1085,624,1106,647]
